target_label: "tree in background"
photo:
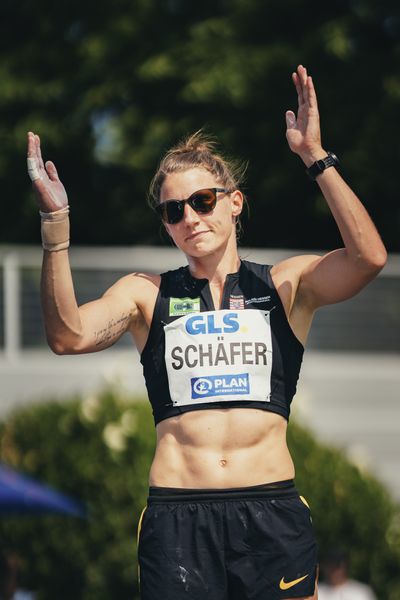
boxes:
[1,0,399,249]
[0,390,399,600]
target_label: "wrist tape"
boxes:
[40,206,70,251]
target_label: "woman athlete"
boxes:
[27,65,386,600]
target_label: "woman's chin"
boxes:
[181,240,217,259]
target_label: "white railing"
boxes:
[1,244,399,358]
[3,251,21,361]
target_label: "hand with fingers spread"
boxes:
[285,65,325,166]
[27,132,70,251]
[27,131,68,213]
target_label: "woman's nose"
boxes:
[182,202,200,224]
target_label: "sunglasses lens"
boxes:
[190,189,217,213]
[156,202,180,224]
[165,200,184,224]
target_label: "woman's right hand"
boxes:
[27,131,69,213]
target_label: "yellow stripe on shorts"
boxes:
[137,506,147,583]
[137,506,147,545]
[299,495,310,509]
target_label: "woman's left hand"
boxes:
[285,65,325,166]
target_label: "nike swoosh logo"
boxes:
[279,574,309,590]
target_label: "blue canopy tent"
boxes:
[0,464,86,517]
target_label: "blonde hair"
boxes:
[148,130,247,209]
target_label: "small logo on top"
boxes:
[229,295,245,310]
[169,297,200,316]
[244,295,271,305]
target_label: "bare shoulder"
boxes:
[99,272,161,352]
[103,271,161,323]
[270,254,321,314]
[270,254,323,346]
[103,272,161,302]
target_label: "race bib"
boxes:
[164,309,273,406]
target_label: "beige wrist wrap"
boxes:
[40,206,70,251]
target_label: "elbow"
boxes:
[358,246,387,276]
[48,338,71,355]
[377,246,388,269]
[46,334,83,355]
[368,246,387,272]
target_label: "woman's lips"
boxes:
[185,230,210,241]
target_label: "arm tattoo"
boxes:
[94,312,132,347]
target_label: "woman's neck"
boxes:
[186,239,241,286]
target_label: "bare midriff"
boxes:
[149,408,295,489]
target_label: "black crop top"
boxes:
[140,260,304,425]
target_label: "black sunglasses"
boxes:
[155,187,231,224]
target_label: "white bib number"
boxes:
[164,309,273,406]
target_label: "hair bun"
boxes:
[175,130,217,155]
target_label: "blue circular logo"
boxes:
[193,378,213,395]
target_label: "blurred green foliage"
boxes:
[0,389,154,599]
[0,388,399,599]
[0,0,399,250]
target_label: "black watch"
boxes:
[305,152,339,180]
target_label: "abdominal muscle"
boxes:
[149,408,295,489]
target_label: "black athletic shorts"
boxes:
[137,480,318,599]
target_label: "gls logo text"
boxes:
[185,313,239,335]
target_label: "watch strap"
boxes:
[306,152,339,180]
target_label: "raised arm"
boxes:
[27,132,140,354]
[284,65,387,310]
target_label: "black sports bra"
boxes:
[140,260,304,425]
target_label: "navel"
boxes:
[219,458,228,468]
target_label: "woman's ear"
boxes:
[231,190,243,218]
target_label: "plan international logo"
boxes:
[191,373,250,399]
